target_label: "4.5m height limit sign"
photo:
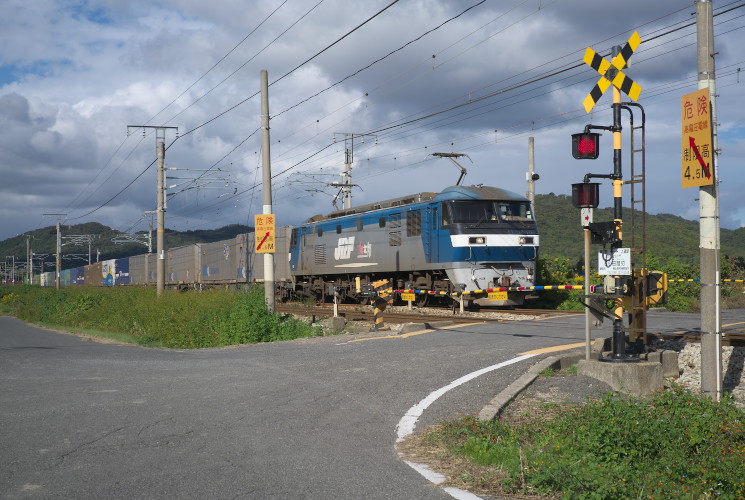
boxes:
[681,88,714,188]
[254,214,276,253]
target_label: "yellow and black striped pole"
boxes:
[373,296,388,330]
[610,48,627,361]
[371,279,392,331]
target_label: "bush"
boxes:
[0,285,322,348]
[438,385,745,499]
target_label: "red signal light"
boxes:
[572,132,600,159]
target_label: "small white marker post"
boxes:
[582,207,593,360]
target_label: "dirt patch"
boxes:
[398,427,557,500]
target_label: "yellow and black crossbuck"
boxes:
[582,31,643,113]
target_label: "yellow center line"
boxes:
[519,342,586,355]
[349,322,486,343]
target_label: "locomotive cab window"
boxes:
[446,200,533,225]
[441,204,452,228]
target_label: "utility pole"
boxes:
[697,0,722,401]
[56,222,61,290]
[43,214,66,290]
[261,69,275,312]
[127,125,178,296]
[527,137,539,213]
[333,132,376,209]
[26,235,31,284]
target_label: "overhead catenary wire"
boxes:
[89,2,745,229]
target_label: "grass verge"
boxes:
[402,384,745,499]
[0,285,324,348]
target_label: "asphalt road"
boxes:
[0,309,722,499]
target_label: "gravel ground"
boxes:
[657,340,745,406]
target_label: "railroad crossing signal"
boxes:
[582,31,643,113]
[681,88,714,188]
[255,214,276,253]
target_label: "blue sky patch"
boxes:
[0,66,17,86]
[720,126,745,143]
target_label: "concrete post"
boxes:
[697,0,722,401]
[260,69,276,312]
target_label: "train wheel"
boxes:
[414,294,429,308]
[357,295,371,306]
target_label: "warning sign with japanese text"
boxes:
[254,214,276,253]
[681,88,714,188]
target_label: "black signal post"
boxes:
[574,34,645,363]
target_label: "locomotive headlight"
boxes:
[519,236,534,245]
[469,236,486,245]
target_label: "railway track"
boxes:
[277,302,745,347]
[276,303,572,325]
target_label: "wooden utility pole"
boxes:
[261,69,275,312]
[697,0,722,401]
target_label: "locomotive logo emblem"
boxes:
[334,237,356,260]
[357,241,372,258]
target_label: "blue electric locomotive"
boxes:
[288,184,539,306]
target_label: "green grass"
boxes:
[0,285,323,348]
[428,385,745,499]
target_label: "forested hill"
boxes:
[2,195,744,271]
[0,223,251,270]
[535,193,745,262]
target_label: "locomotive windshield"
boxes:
[442,200,533,227]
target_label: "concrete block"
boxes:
[644,351,680,379]
[329,317,347,332]
[399,323,427,334]
[578,359,664,397]
[661,350,680,379]
[592,337,612,352]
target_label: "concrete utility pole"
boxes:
[697,0,722,401]
[26,235,31,284]
[527,137,539,212]
[56,222,61,290]
[127,125,178,297]
[43,214,66,290]
[261,69,275,312]
[332,132,376,209]
[156,139,166,296]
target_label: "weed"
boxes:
[0,285,324,349]
[429,384,745,499]
[539,366,556,377]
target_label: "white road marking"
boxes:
[396,354,535,499]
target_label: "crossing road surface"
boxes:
[0,310,717,498]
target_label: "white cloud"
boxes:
[0,0,743,246]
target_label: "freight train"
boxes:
[37,184,540,307]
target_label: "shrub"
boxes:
[438,385,745,499]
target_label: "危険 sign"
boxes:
[255,214,276,253]
[681,88,714,188]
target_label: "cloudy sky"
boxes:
[1,0,744,243]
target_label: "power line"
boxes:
[146,0,290,126]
